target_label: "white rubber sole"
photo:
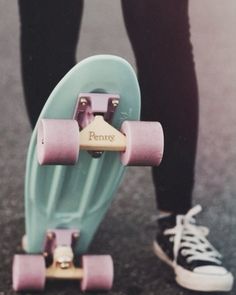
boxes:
[153,241,234,292]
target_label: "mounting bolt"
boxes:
[47,232,54,240]
[112,99,119,107]
[80,97,88,106]
[72,232,79,239]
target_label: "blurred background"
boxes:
[0,1,236,294]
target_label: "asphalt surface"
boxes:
[0,1,236,294]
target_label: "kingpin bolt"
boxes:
[60,261,70,269]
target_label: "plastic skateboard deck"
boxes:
[24,55,141,254]
[13,55,164,292]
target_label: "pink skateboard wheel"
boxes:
[120,121,164,166]
[37,119,80,165]
[12,255,46,291]
[81,255,114,291]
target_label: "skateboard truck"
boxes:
[74,93,126,157]
[37,94,163,166]
[44,229,83,280]
[13,229,114,291]
[44,229,113,285]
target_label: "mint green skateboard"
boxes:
[12,55,164,292]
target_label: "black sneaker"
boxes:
[153,205,234,292]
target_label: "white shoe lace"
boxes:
[164,205,222,266]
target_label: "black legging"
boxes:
[18,0,198,214]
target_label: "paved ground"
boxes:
[0,1,236,294]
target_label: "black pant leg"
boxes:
[121,0,199,214]
[18,0,83,127]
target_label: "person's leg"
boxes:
[121,1,233,292]
[18,0,83,128]
[121,0,198,214]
